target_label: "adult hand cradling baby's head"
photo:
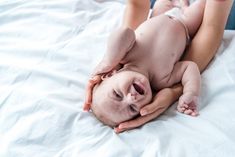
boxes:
[83,75,102,111]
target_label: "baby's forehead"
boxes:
[93,90,121,112]
[94,94,119,111]
[93,87,111,107]
[91,96,121,126]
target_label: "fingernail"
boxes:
[118,124,125,129]
[140,110,147,116]
[114,128,118,133]
[114,127,122,134]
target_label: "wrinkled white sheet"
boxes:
[0,0,235,157]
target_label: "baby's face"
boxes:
[91,70,152,126]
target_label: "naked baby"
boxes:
[84,0,205,127]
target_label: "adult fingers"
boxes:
[140,88,173,116]
[115,107,166,133]
[140,98,167,116]
[83,102,91,111]
[83,84,93,111]
[83,75,101,111]
[85,76,101,103]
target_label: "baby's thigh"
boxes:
[152,0,173,17]
[182,0,206,36]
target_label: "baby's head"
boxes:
[91,69,153,127]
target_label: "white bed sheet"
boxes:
[0,0,235,157]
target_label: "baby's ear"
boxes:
[101,70,117,80]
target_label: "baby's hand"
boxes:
[177,93,199,116]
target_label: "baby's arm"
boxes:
[92,27,135,75]
[123,0,150,30]
[166,61,201,116]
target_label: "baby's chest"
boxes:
[150,66,173,90]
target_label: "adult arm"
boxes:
[115,0,233,133]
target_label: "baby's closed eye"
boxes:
[113,90,123,100]
[129,104,138,113]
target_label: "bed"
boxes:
[0,0,235,157]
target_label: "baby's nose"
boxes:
[129,85,144,101]
[126,92,141,103]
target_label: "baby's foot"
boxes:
[177,93,199,116]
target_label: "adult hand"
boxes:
[83,75,102,111]
[114,84,183,133]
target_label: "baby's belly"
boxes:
[135,15,187,89]
[135,14,187,56]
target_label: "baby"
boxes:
[85,0,205,127]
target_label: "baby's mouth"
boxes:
[133,83,145,95]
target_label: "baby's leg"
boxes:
[181,0,206,37]
[152,0,174,17]
[152,0,189,17]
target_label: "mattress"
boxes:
[0,0,235,157]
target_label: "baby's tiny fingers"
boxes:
[191,111,199,117]
[182,104,188,108]
[177,106,185,113]
[184,109,193,115]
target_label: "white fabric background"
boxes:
[0,0,235,157]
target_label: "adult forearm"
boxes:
[122,0,150,30]
[171,0,233,100]
[183,0,233,72]
[183,27,223,72]
[169,84,184,103]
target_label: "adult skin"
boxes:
[114,0,233,133]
